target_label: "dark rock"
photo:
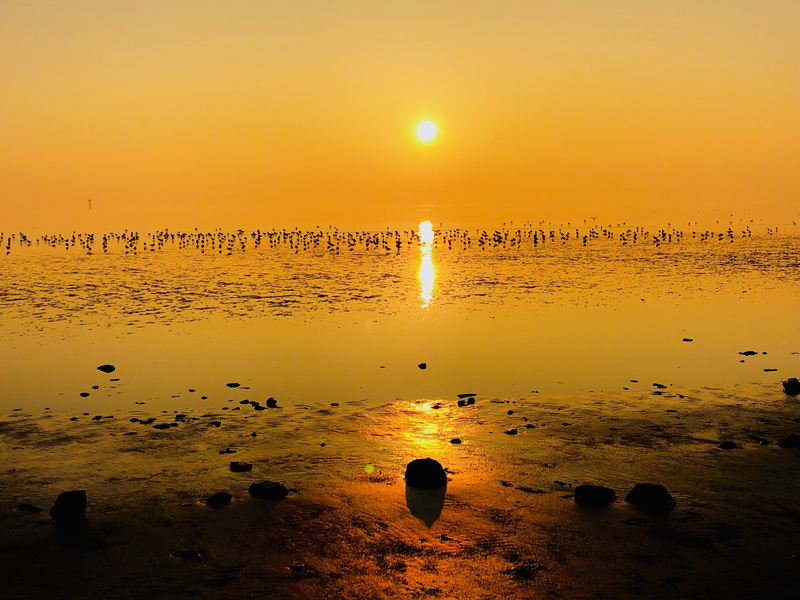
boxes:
[230,461,252,472]
[574,485,616,507]
[168,422,178,427]
[174,414,186,420]
[153,423,171,430]
[250,432,257,437]
[418,363,427,370]
[783,378,800,396]
[50,491,87,524]
[778,434,800,448]
[249,481,289,500]
[764,368,777,372]
[171,549,207,562]
[208,421,221,427]
[652,383,667,389]
[141,418,156,425]
[457,393,477,399]
[91,415,102,421]
[320,442,326,447]
[330,402,339,407]
[239,400,250,404]
[739,350,758,356]
[219,448,236,454]
[466,397,475,405]
[682,338,693,342]
[188,389,196,393]
[80,393,90,398]
[266,398,277,408]
[17,503,42,514]
[253,405,266,411]
[69,417,78,421]
[524,423,536,429]
[205,492,232,508]
[457,400,466,407]
[507,409,515,415]
[97,365,116,373]
[405,458,447,490]
[226,382,240,388]
[450,438,462,444]
[504,428,518,435]
[91,385,99,390]
[624,483,676,513]
[718,441,739,450]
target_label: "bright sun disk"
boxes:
[416,120,437,142]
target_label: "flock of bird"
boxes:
[0,221,791,257]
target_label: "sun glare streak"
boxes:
[418,221,435,308]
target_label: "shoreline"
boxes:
[2,383,800,598]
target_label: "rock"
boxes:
[97,365,116,373]
[174,414,186,420]
[466,397,475,405]
[141,418,156,425]
[783,378,800,396]
[253,405,266,411]
[718,441,739,450]
[208,421,221,427]
[219,448,236,454]
[91,415,102,421]
[450,438,462,444]
[524,423,536,429]
[457,400,466,407]
[152,423,171,430]
[91,385,99,390]
[739,351,758,356]
[238,400,250,405]
[205,492,232,508]
[330,402,339,407]
[226,382,240,388]
[574,484,616,507]
[652,383,667,389]
[624,483,676,514]
[507,409,515,415]
[504,428,518,435]
[682,338,693,342]
[80,393,90,398]
[778,434,800,448]
[69,417,78,421]
[249,481,289,500]
[17,503,42,514]
[405,458,447,490]
[50,491,87,524]
[266,398,277,408]
[457,393,477,399]
[418,363,427,370]
[230,461,252,472]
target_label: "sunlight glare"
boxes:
[416,120,437,142]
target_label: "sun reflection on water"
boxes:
[418,221,435,308]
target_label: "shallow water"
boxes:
[1,226,799,413]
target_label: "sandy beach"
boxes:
[3,381,800,599]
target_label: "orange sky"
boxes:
[1,0,798,231]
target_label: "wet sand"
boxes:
[2,383,800,599]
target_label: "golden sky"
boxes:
[1,1,798,231]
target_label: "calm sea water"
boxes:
[1,226,799,413]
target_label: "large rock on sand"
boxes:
[624,483,676,514]
[50,491,87,525]
[249,481,288,500]
[405,458,447,490]
[574,485,616,507]
[783,378,800,396]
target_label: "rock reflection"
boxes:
[405,482,447,527]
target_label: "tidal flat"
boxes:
[1,225,800,598]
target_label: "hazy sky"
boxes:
[1,0,798,231]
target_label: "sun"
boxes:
[416,120,437,142]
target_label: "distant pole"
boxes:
[88,199,92,210]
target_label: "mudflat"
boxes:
[2,383,799,599]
